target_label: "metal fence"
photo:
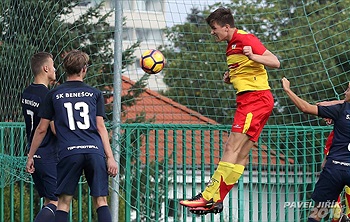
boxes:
[0,122,332,222]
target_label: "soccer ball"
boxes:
[140,49,165,74]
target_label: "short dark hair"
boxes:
[206,7,235,28]
[30,52,53,76]
[63,50,89,76]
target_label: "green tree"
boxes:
[0,0,164,221]
[265,0,350,126]
[0,0,139,122]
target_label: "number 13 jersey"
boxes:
[39,81,106,159]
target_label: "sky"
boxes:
[165,0,230,26]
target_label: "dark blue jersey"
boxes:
[318,102,350,162]
[39,81,106,159]
[21,84,57,163]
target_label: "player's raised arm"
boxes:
[281,77,318,115]
[316,99,345,106]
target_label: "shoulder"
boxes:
[21,86,30,96]
[319,103,344,112]
[235,30,263,44]
[236,29,248,35]
[233,29,249,41]
[235,29,257,39]
[49,85,62,94]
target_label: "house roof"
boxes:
[119,76,218,124]
[107,75,294,167]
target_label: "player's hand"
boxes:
[106,157,118,177]
[281,77,291,91]
[223,71,231,84]
[26,156,35,173]
[323,118,333,125]
[243,46,253,58]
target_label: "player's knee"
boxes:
[47,200,58,207]
[93,196,108,209]
[223,140,242,153]
[43,198,55,206]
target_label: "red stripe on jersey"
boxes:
[324,130,334,155]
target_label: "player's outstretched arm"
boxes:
[281,77,318,115]
[316,100,345,106]
[96,116,118,177]
[26,118,51,173]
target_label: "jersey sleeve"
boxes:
[244,34,267,55]
[96,91,107,119]
[38,91,55,120]
[317,104,341,120]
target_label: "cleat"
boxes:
[339,214,350,222]
[189,202,224,215]
[179,193,213,208]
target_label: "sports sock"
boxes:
[331,201,342,222]
[97,205,112,222]
[202,162,244,202]
[54,210,68,222]
[344,186,350,217]
[34,203,56,222]
[212,185,234,204]
[214,164,244,202]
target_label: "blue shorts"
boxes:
[32,161,58,201]
[55,154,109,197]
[311,164,350,203]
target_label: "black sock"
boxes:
[97,205,112,222]
[34,203,57,222]
[54,210,68,222]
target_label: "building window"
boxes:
[135,28,148,41]
[136,28,163,42]
[136,0,162,12]
[136,0,146,11]
[78,0,102,7]
[122,28,134,41]
[78,1,91,6]
[123,1,132,10]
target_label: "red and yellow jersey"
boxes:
[226,29,270,93]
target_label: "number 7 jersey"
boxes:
[21,83,57,163]
[39,81,106,160]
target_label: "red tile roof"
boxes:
[119,76,218,124]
